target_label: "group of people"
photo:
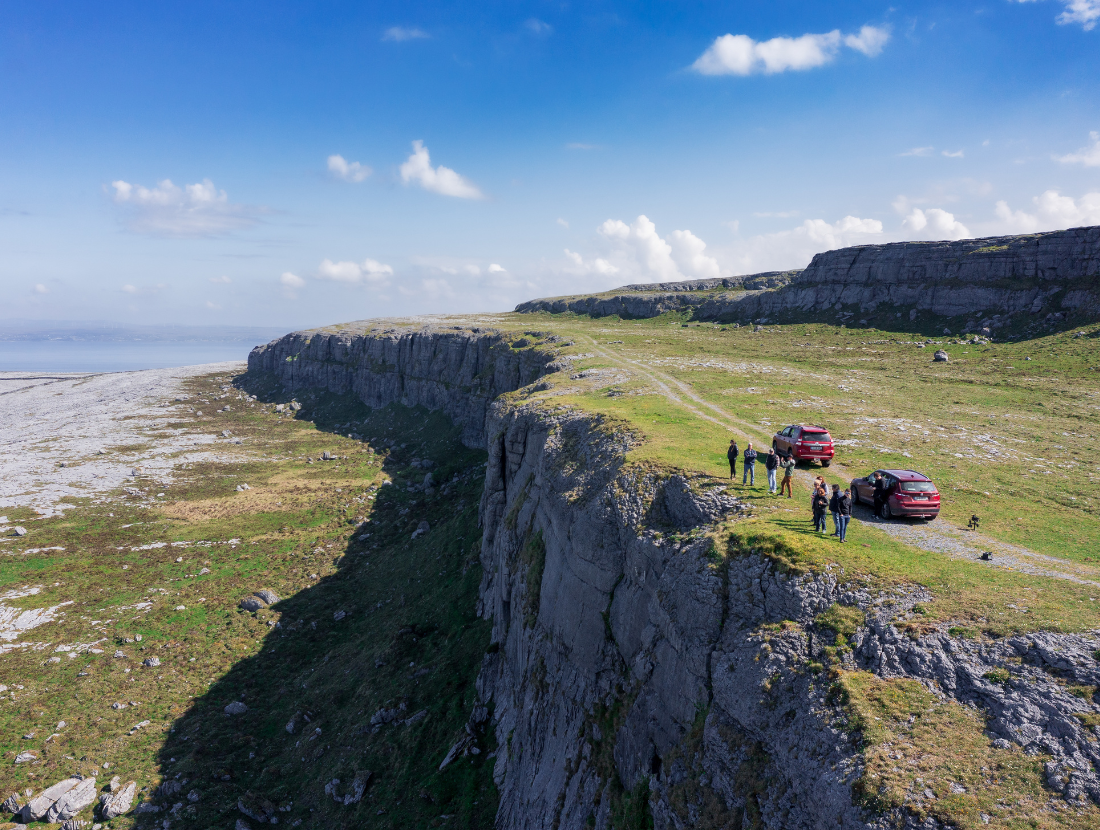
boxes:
[727,439,852,542]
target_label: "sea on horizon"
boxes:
[0,339,260,373]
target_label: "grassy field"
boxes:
[2,308,1100,830]
[0,372,496,829]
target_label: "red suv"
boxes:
[851,469,940,520]
[772,425,835,467]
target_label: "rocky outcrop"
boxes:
[517,225,1100,325]
[250,323,1100,829]
[247,324,562,448]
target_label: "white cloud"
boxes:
[317,257,393,285]
[33,283,48,294]
[209,275,231,284]
[327,154,372,182]
[525,18,553,35]
[383,26,429,42]
[556,218,569,228]
[692,25,888,76]
[901,208,971,240]
[1015,0,1100,30]
[994,190,1100,232]
[280,272,305,289]
[942,149,965,158]
[720,215,884,274]
[488,263,506,273]
[110,178,259,237]
[844,25,891,56]
[595,215,721,281]
[1054,131,1100,167]
[726,219,740,233]
[798,216,885,247]
[399,140,484,200]
[205,301,221,310]
[900,146,935,157]
[564,249,619,276]
[120,283,167,296]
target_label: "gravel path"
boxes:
[0,363,244,522]
[581,337,1100,587]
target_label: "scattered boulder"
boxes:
[11,527,27,537]
[13,752,37,764]
[239,597,265,612]
[235,483,252,492]
[2,792,23,813]
[18,777,79,821]
[285,713,299,734]
[254,589,278,605]
[157,780,181,798]
[321,451,336,461]
[333,610,346,622]
[753,325,764,332]
[108,776,121,792]
[59,819,88,830]
[933,349,949,362]
[98,780,135,819]
[46,776,97,823]
[237,794,275,824]
[411,520,430,540]
[224,701,249,716]
[236,820,252,830]
[141,657,160,668]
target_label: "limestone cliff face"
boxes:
[250,323,1100,829]
[517,225,1100,324]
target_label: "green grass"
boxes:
[0,373,497,829]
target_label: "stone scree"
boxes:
[250,324,1100,830]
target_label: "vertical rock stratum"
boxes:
[249,321,1100,829]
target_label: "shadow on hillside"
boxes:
[148,383,498,829]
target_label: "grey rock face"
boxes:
[933,349,949,362]
[239,596,265,612]
[247,322,1100,830]
[45,776,97,823]
[517,226,1100,324]
[224,701,249,715]
[2,791,23,813]
[19,777,80,822]
[254,589,278,605]
[141,656,160,668]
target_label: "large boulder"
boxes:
[46,777,97,823]
[18,778,80,822]
[98,781,136,819]
[933,349,949,362]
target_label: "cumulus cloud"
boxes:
[280,272,305,299]
[383,26,429,41]
[1015,0,1100,30]
[327,154,372,182]
[901,208,971,240]
[316,257,394,285]
[110,178,259,237]
[556,218,569,228]
[33,283,48,294]
[692,25,889,75]
[597,215,721,281]
[488,263,506,273]
[209,275,231,284]
[399,141,484,199]
[720,215,884,274]
[564,249,619,276]
[1054,131,1100,167]
[994,190,1100,232]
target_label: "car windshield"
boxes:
[899,481,936,492]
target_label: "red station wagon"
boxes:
[772,425,835,467]
[850,469,941,520]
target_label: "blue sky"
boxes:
[2,0,1099,328]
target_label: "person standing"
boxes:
[829,484,842,536]
[872,472,889,517]
[742,443,757,487]
[764,448,779,495]
[727,439,738,480]
[812,486,829,532]
[778,453,795,498]
[837,488,852,542]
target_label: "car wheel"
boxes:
[880,502,892,520]
[821,459,831,468]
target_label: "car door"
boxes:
[778,426,793,453]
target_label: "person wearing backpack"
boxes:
[764,448,779,495]
[742,443,758,487]
[727,439,738,480]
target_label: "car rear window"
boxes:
[899,481,935,492]
[802,430,829,439]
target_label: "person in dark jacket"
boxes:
[837,489,852,542]
[742,443,757,486]
[727,439,738,480]
[828,484,841,536]
[764,448,779,494]
[812,486,829,532]
[872,472,889,517]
